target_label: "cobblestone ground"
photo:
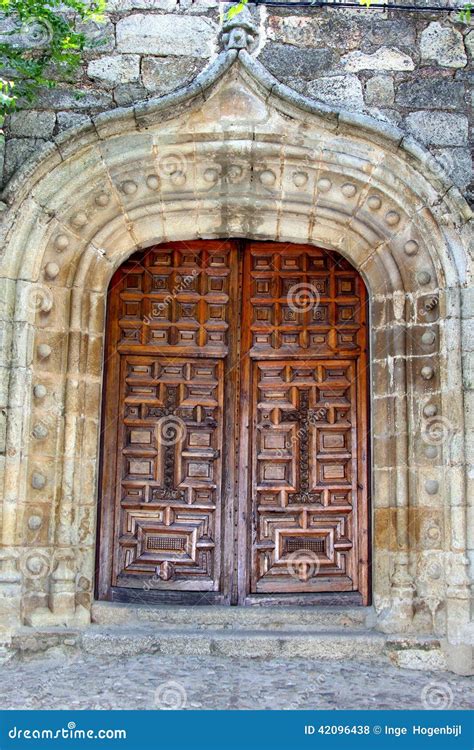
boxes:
[0,654,472,710]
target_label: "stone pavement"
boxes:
[0,653,472,711]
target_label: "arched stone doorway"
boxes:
[97,239,369,606]
[0,42,471,671]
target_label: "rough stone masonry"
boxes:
[0,0,472,201]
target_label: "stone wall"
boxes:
[0,1,472,202]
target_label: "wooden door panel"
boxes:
[251,359,359,593]
[98,241,238,601]
[114,355,223,590]
[115,243,232,358]
[246,243,365,359]
[241,241,369,603]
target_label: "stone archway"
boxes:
[0,39,471,672]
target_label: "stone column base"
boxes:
[26,605,91,628]
[443,641,474,676]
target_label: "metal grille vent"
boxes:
[285,537,325,555]
[147,536,186,552]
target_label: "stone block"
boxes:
[266,14,360,50]
[113,83,149,107]
[57,112,91,131]
[108,0,177,9]
[306,74,364,111]
[23,87,113,112]
[430,147,473,190]
[465,30,474,58]
[396,78,465,110]
[116,14,217,57]
[4,138,47,183]
[0,137,5,186]
[420,22,467,68]
[365,75,395,106]
[342,47,414,72]
[361,19,416,48]
[386,639,447,670]
[87,55,141,86]
[8,111,56,138]
[76,19,115,53]
[179,0,219,11]
[405,111,469,146]
[258,44,338,81]
[266,15,416,51]
[445,642,474,675]
[141,56,203,95]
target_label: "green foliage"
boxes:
[225,0,249,22]
[0,0,106,135]
[457,2,472,23]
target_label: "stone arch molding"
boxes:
[0,39,472,663]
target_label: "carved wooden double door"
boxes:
[97,240,369,605]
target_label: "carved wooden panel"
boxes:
[250,360,359,593]
[99,240,369,605]
[115,242,232,358]
[99,241,237,599]
[241,242,369,602]
[246,242,365,358]
[113,356,223,590]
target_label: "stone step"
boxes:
[8,624,447,670]
[81,626,386,660]
[91,601,374,631]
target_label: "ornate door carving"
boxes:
[98,240,369,605]
[239,242,369,604]
[98,242,238,603]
